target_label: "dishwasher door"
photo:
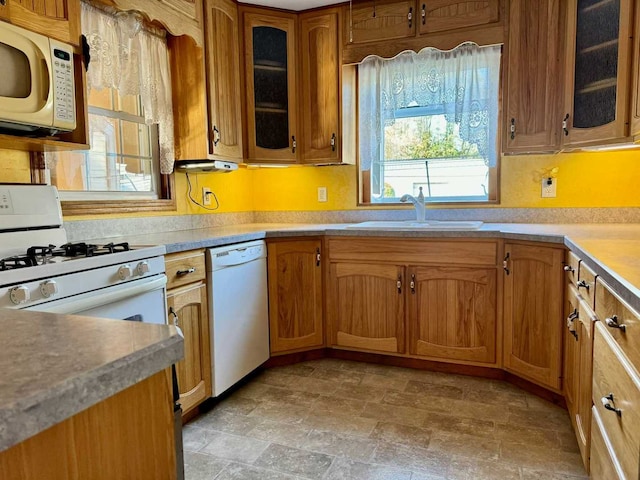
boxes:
[207,240,269,397]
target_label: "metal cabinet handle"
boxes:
[510,118,516,140]
[577,280,589,290]
[213,125,220,147]
[567,309,578,340]
[562,114,570,136]
[605,315,626,332]
[421,4,426,25]
[331,133,336,152]
[169,307,179,326]
[503,252,510,275]
[316,248,321,267]
[176,268,196,276]
[563,265,575,273]
[408,7,413,28]
[601,393,622,417]
[410,274,416,294]
[292,135,297,153]
[0,1,6,6]
[397,275,402,294]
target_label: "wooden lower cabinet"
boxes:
[329,262,405,354]
[408,266,497,364]
[267,239,324,354]
[503,242,564,390]
[166,281,211,414]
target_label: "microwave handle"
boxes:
[41,58,51,103]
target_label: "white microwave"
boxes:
[0,20,76,134]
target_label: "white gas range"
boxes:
[0,185,167,323]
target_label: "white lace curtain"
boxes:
[81,2,175,174]
[359,43,502,171]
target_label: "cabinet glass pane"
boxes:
[253,26,289,150]
[572,0,620,128]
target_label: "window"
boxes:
[358,43,502,204]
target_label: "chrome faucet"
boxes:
[400,187,426,223]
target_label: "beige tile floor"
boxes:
[183,358,588,480]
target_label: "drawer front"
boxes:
[590,406,623,480]
[578,261,597,310]
[596,277,640,370]
[165,249,207,289]
[565,251,580,286]
[328,238,498,266]
[592,322,640,480]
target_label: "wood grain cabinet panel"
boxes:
[503,242,564,390]
[2,0,80,45]
[503,0,562,153]
[564,284,581,425]
[299,10,340,164]
[267,239,324,354]
[408,266,496,364]
[417,0,499,35]
[344,0,415,45]
[329,262,405,354]
[590,406,624,480]
[633,1,640,137]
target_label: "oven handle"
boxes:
[26,275,167,315]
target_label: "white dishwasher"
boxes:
[206,239,270,397]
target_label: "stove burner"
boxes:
[0,256,37,271]
[53,242,131,257]
[0,242,132,270]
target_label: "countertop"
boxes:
[0,310,183,453]
[111,222,640,312]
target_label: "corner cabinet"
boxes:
[165,250,211,415]
[267,239,324,354]
[242,8,298,163]
[503,0,563,153]
[562,0,634,147]
[503,242,564,391]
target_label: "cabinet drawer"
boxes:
[165,249,206,289]
[328,238,498,266]
[578,261,597,310]
[565,251,580,286]
[590,406,623,480]
[592,322,640,480]
[596,277,640,370]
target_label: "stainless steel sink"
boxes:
[345,220,484,231]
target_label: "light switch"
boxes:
[318,187,327,202]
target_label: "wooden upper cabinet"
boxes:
[2,0,81,45]
[105,0,203,46]
[503,0,563,153]
[344,0,415,45]
[267,239,324,354]
[408,266,497,364]
[204,0,243,160]
[329,262,405,354]
[242,8,298,163]
[562,0,634,147]
[632,2,640,137]
[503,243,564,391]
[299,10,340,164]
[417,0,499,35]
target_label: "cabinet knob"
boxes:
[212,125,220,147]
[0,1,6,6]
[605,315,626,332]
[562,114,570,136]
[176,267,196,276]
[291,135,297,153]
[421,4,426,25]
[503,252,510,275]
[316,248,321,267]
[169,307,179,327]
[576,280,589,290]
[410,274,416,294]
[563,265,574,273]
[601,393,622,417]
[331,133,336,152]
[567,309,578,340]
[510,118,516,140]
[397,275,402,294]
[408,7,413,28]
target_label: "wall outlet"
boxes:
[318,186,327,202]
[541,178,557,198]
[203,187,212,206]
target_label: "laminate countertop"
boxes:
[108,222,640,312]
[0,310,183,452]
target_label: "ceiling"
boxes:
[239,0,344,11]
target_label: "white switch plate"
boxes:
[318,186,327,202]
[541,178,557,198]
[203,187,212,206]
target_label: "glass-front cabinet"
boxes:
[242,9,298,163]
[563,0,634,146]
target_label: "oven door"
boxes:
[25,275,167,324]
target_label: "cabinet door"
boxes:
[632,3,640,137]
[267,240,324,354]
[166,282,211,414]
[329,262,405,353]
[563,0,633,146]
[503,0,562,153]
[344,0,415,45]
[299,10,340,164]
[243,10,298,163]
[503,243,564,390]
[564,283,581,425]
[575,299,595,471]
[204,0,243,160]
[409,266,496,364]
[418,0,499,35]
[5,0,80,45]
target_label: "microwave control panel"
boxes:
[51,44,75,129]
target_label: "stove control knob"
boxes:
[136,261,150,275]
[9,286,30,305]
[40,280,59,298]
[117,265,133,280]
